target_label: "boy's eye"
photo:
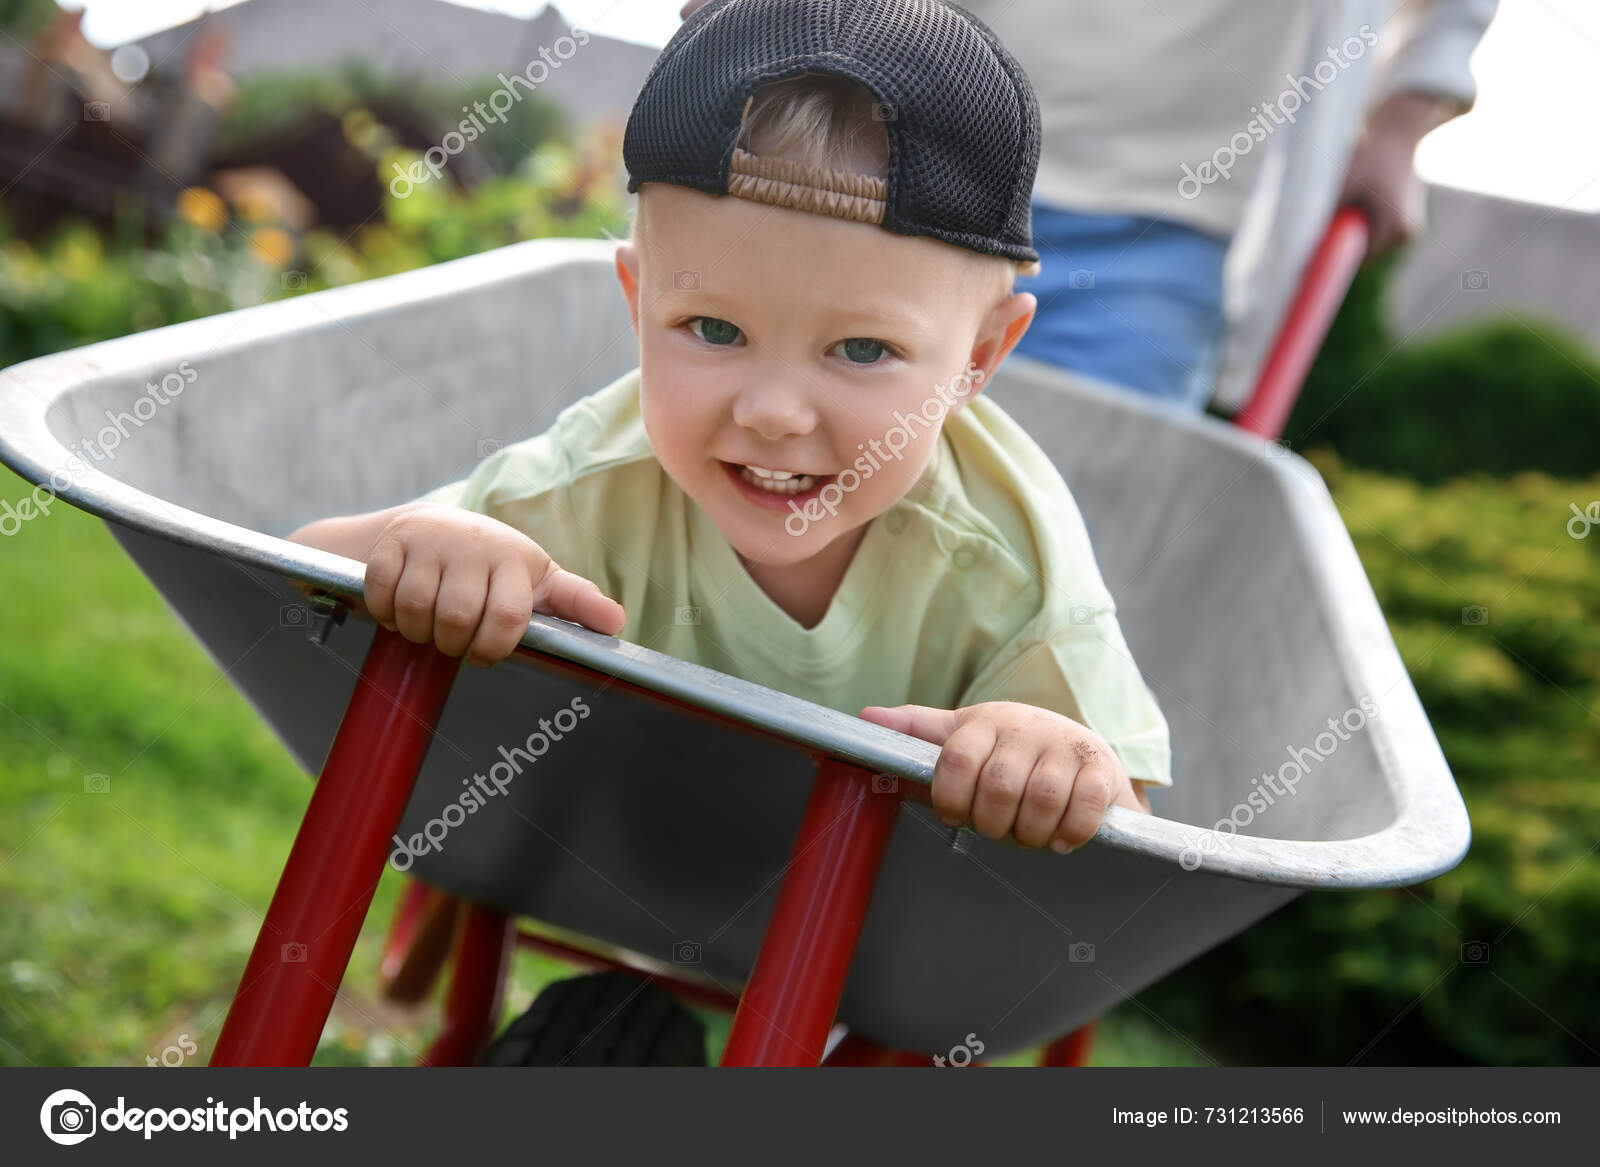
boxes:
[689,317,742,346]
[833,337,889,364]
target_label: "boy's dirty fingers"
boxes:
[969,734,1036,840]
[464,567,535,667]
[1011,747,1076,849]
[929,717,996,830]
[1051,756,1116,854]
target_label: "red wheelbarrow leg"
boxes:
[721,759,902,1067]
[379,883,463,1005]
[419,903,514,1067]
[1038,1022,1097,1067]
[210,629,461,1067]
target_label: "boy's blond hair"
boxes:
[628,73,1024,307]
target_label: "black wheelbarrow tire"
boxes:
[479,969,708,1067]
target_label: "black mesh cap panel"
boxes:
[622,0,1040,266]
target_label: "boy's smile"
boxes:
[615,182,1034,625]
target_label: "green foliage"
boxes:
[0,131,628,370]
[218,61,570,174]
[1143,454,1600,1065]
[0,0,57,38]
[1283,256,1600,483]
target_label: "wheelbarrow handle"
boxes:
[1233,205,1372,441]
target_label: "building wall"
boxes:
[1387,183,1600,354]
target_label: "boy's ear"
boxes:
[614,241,641,333]
[965,291,1036,391]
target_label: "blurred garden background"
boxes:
[1,0,1596,1068]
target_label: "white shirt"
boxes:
[956,0,1497,408]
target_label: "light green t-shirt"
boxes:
[417,366,1172,787]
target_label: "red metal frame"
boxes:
[419,903,514,1067]
[1234,206,1371,441]
[210,629,460,1066]
[211,208,1370,1069]
[378,881,459,1005]
[720,758,904,1067]
[1039,1021,1097,1067]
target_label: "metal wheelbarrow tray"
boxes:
[0,233,1470,1066]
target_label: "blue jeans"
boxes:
[1013,203,1230,412]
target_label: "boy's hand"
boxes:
[859,701,1143,853]
[363,505,626,666]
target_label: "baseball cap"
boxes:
[623,0,1042,274]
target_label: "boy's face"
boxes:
[615,183,1034,574]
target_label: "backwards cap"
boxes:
[623,0,1042,273]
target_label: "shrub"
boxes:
[1142,453,1600,1064]
[0,127,627,371]
[1281,257,1600,483]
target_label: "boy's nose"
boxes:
[730,374,820,441]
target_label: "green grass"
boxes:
[0,495,1197,1067]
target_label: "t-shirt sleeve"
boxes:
[957,611,1174,788]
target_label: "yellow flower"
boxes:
[176,187,228,233]
[248,227,295,269]
[233,189,278,224]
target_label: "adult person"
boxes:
[680,0,1497,413]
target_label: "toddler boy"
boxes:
[289,0,1172,853]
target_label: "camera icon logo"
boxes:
[672,940,702,964]
[871,102,897,122]
[1461,269,1489,291]
[673,269,700,290]
[1068,269,1095,290]
[84,101,110,122]
[83,773,110,794]
[1068,941,1096,963]
[1068,604,1096,625]
[281,941,308,963]
[476,437,504,459]
[871,773,898,795]
[1461,605,1489,626]
[1460,941,1490,964]
[281,270,307,291]
[40,1088,97,1145]
[279,603,308,627]
[1264,438,1292,459]
[674,605,700,626]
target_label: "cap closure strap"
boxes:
[726,146,887,225]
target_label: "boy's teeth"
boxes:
[739,464,818,494]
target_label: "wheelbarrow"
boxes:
[0,207,1469,1067]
